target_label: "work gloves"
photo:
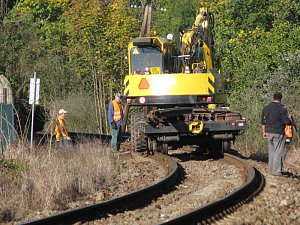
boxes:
[111,121,117,129]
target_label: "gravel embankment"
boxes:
[95,152,244,225]
[215,154,300,225]
[18,147,300,225]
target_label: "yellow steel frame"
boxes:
[124,73,215,97]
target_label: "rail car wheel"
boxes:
[211,140,231,158]
[148,138,153,151]
[162,143,168,155]
[209,140,225,159]
[155,142,168,154]
[156,142,163,152]
[152,140,158,151]
[147,138,154,155]
[222,141,231,152]
[132,114,147,152]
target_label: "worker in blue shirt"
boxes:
[261,92,291,176]
[108,93,124,151]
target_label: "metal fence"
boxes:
[0,104,16,153]
[0,75,16,153]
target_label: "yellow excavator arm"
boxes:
[179,7,214,70]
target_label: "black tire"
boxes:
[130,115,136,151]
[132,114,147,152]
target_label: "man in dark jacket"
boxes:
[261,92,291,176]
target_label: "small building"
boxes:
[0,75,16,153]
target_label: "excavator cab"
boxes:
[128,37,174,75]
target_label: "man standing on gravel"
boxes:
[108,93,124,151]
[261,92,291,176]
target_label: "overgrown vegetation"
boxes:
[0,141,120,222]
[0,1,299,223]
[0,1,299,152]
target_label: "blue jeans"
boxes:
[111,125,123,151]
[57,139,71,148]
[267,133,286,174]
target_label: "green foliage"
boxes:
[99,0,139,88]
[0,158,27,177]
[208,0,300,152]
[152,0,199,37]
[1,0,139,133]
[1,0,300,150]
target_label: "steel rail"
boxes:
[21,152,179,225]
[33,132,121,145]
[156,153,265,225]
[30,133,264,225]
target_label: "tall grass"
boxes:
[229,84,300,173]
[0,141,119,222]
[230,51,300,159]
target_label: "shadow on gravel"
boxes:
[226,149,268,163]
[281,171,300,180]
[227,149,300,180]
[170,151,214,162]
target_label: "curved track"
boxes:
[21,152,179,225]
[26,132,264,225]
[157,153,264,225]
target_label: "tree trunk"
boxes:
[1,0,7,19]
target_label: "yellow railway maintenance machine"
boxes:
[123,7,246,157]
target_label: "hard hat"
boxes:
[167,33,173,40]
[184,66,190,74]
[59,109,68,114]
[115,93,123,99]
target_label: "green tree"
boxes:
[152,0,198,37]
[207,0,300,151]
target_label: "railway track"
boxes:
[21,150,179,225]
[158,153,264,225]
[24,132,264,225]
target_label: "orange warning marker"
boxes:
[138,78,150,89]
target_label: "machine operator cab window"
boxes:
[130,46,163,75]
[192,62,207,73]
[130,37,174,75]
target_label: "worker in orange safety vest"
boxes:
[108,93,124,151]
[55,109,72,148]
